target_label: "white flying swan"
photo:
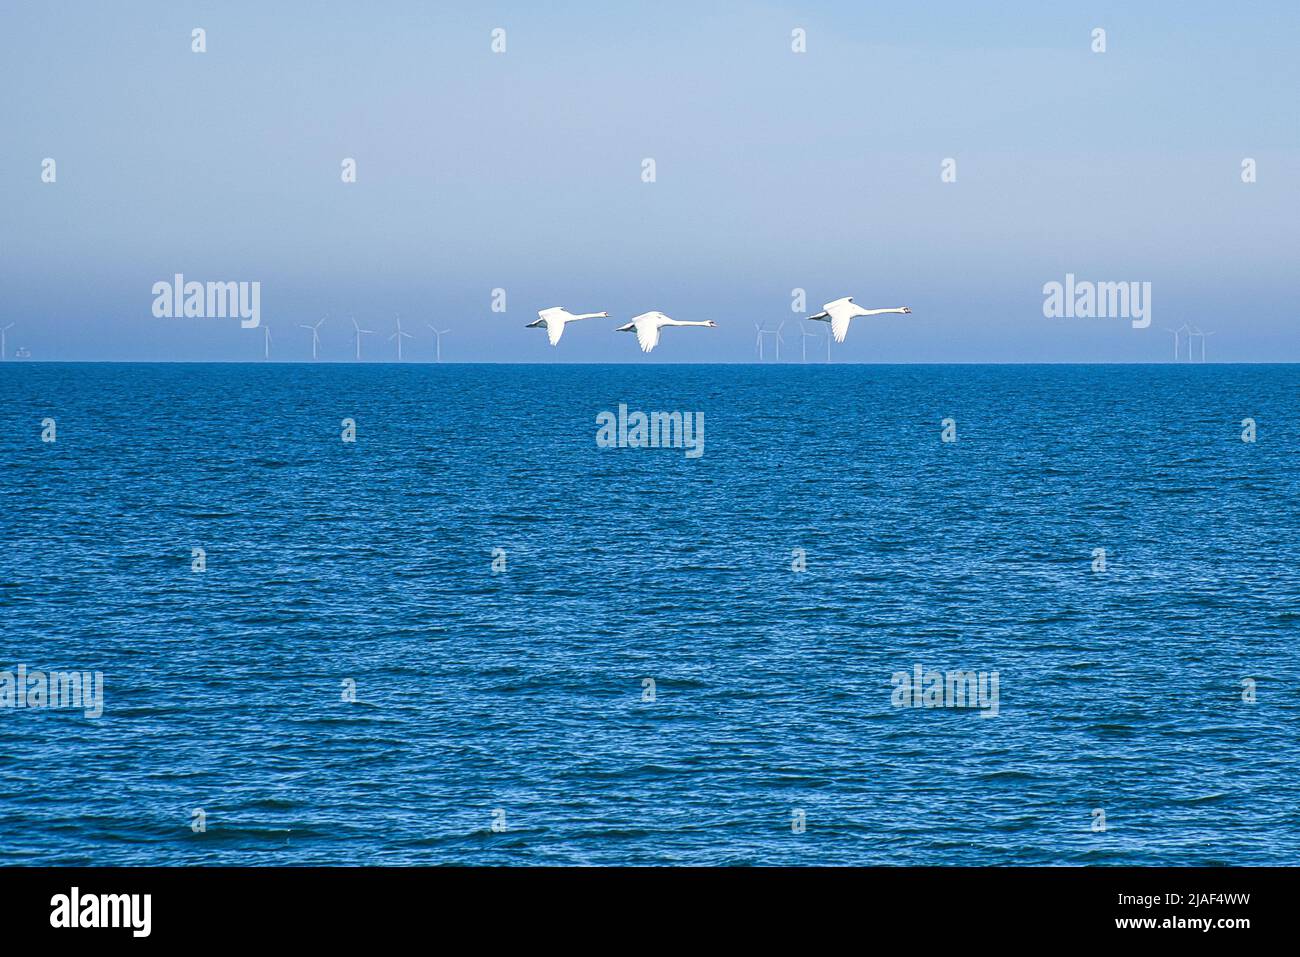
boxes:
[616,311,717,354]
[807,297,911,343]
[526,306,610,346]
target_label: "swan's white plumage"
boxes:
[617,312,716,354]
[809,296,910,343]
[540,308,568,346]
[529,307,608,346]
[635,319,661,353]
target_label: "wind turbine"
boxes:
[389,315,413,361]
[1160,327,1180,361]
[754,321,781,361]
[298,317,325,360]
[350,317,375,360]
[1161,325,1195,361]
[426,323,450,362]
[1189,325,1215,363]
[800,326,820,363]
[263,326,272,360]
[774,320,786,361]
[0,323,12,360]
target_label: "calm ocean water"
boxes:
[1,363,1297,865]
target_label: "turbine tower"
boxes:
[754,321,781,361]
[389,315,413,361]
[1160,325,1193,362]
[1160,327,1179,361]
[0,323,12,360]
[350,317,375,360]
[426,323,450,362]
[799,326,819,363]
[263,326,272,360]
[1189,325,1215,362]
[298,317,325,360]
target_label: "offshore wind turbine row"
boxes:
[2,295,914,362]
[1160,323,1217,362]
[0,305,1226,362]
[256,294,913,361]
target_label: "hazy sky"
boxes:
[2,1,1297,362]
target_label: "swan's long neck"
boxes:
[860,307,909,316]
[670,319,712,327]
[571,312,606,321]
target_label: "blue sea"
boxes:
[1,363,1297,865]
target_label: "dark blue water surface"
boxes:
[1,363,1297,865]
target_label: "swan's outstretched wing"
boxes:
[547,319,566,346]
[636,319,661,353]
[830,312,852,344]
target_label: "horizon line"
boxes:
[1,360,1294,367]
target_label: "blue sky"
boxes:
[2,1,1297,362]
